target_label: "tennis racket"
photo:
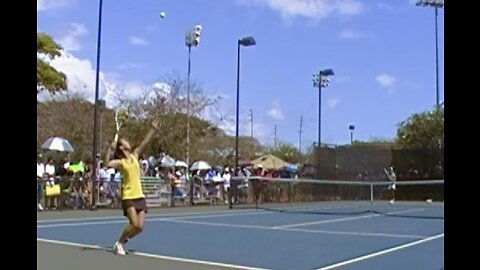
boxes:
[114,105,129,144]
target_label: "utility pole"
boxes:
[298,115,303,154]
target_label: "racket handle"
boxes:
[114,133,119,144]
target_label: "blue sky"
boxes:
[37,0,444,150]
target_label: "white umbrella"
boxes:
[41,137,74,152]
[190,161,211,171]
[159,155,175,167]
[175,160,188,168]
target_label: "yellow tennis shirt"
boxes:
[119,154,145,200]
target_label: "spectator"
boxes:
[37,155,45,211]
[44,157,57,209]
[222,167,231,204]
[70,172,84,209]
[99,162,110,202]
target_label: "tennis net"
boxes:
[230,177,444,219]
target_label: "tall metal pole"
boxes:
[232,41,241,209]
[318,81,322,147]
[91,0,104,210]
[416,0,443,109]
[434,6,439,109]
[187,45,193,206]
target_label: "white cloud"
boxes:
[327,97,341,109]
[267,99,284,120]
[129,36,149,46]
[36,51,163,107]
[376,74,396,95]
[338,29,366,40]
[59,23,88,52]
[376,74,396,88]
[236,0,364,20]
[37,0,73,11]
[37,51,115,105]
[37,52,155,107]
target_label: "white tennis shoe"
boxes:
[113,241,126,255]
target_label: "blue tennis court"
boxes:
[37,202,444,270]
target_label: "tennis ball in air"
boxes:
[117,107,129,121]
[118,107,128,115]
[160,12,166,19]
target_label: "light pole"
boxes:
[312,69,334,147]
[416,0,444,109]
[349,124,355,144]
[185,24,202,206]
[312,69,333,179]
[232,36,256,209]
[91,0,104,210]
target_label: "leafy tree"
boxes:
[37,33,67,95]
[265,142,301,163]
[107,71,223,163]
[37,94,115,162]
[396,105,444,149]
[351,137,396,147]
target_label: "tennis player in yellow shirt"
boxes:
[104,119,159,255]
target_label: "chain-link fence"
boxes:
[313,144,444,181]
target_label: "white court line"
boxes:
[37,211,270,229]
[37,238,271,270]
[315,233,444,270]
[38,219,128,228]
[37,209,260,223]
[36,202,365,224]
[281,227,425,239]
[169,211,270,220]
[38,213,427,239]
[273,208,425,229]
[37,203,366,228]
[160,218,426,239]
[270,202,366,212]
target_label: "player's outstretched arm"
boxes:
[133,119,160,159]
